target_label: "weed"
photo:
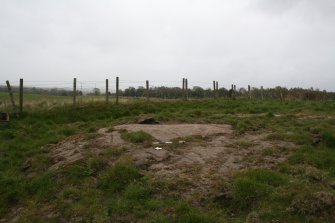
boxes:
[84,133,98,140]
[98,159,142,192]
[289,146,335,176]
[87,156,109,173]
[235,120,250,134]
[0,173,26,215]
[239,169,289,187]
[64,165,94,184]
[123,182,149,201]
[88,127,97,133]
[27,172,57,200]
[220,170,289,211]
[121,130,153,143]
[59,128,76,136]
[290,191,335,216]
[266,133,289,141]
[321,131,335,147]
[106,147,127,157]
[231,177,272,209]
[262,148,275,156]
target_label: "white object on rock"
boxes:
[155,147,163,150]
[179,140,186,144]
[165,141,173,144]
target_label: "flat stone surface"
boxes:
[114,124,233,142]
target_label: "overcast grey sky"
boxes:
[1,0,334,90]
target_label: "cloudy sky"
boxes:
[0,0,334,91]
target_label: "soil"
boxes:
[113,124,233,142]
[47,123,296,201]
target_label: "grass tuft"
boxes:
[98,159,142,193]
[121,130,153,143]
[321,131,335,147]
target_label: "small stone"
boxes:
[54,156,66,162]
[135,159,149,168]
[312,135,322,145]
[21,159,32,171]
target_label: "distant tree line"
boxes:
[0,86,82,96]
[122,86,335,101]
[0,85,334,101]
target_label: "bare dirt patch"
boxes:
[47,123,296,200]
[114,124,233,142]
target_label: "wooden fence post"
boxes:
[261,86,264,100]
[116,76,119,104]
[106,79,109,104]
[234,85,236,98]
[280,91,283,101]
[73,78,77,107]
[216,81,218,98]
[185,78,188,100]
[146,80,149,100]
[231,84,234,99]
[6,80,16,111]
[182,78,185,100]
[248,85,251,99]
[213,81,216,99]
[19,78,23,114]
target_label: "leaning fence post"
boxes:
[73,78,77,107]
[19,78,23,114]
[146,80,149,100]
[105,79,109,104]
[116,76,119,105]
[6,80,16,111]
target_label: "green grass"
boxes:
[0,98,335,222]
[98,159,142,192]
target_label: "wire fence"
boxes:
[0,77,334,111]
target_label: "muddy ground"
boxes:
[48,123,296,201]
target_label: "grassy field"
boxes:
[0,92,142,111]
[1,98,335,222]
[0,92,77,112]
